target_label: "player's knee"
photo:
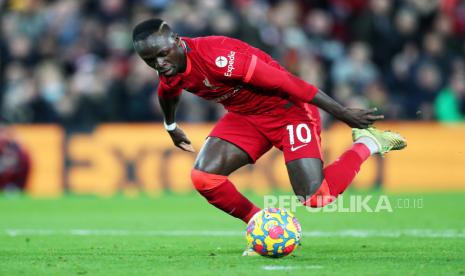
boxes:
[295,175,324,199]
[190,169,227,192]
[309,176,324,196]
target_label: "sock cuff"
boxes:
[354,136,379,155]
[191,169,228,191]
[350,143,372,161]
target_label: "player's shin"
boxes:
[191,169,260,223]
[323,143,370,196]
[302,143,371,208]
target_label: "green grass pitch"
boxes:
[1,191,464,275]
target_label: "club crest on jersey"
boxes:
[203,77,220,90]
[215,56,228,68]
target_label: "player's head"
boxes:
[132,19,186,77]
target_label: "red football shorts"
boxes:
[209,103,322,163]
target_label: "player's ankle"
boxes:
[354,136,379,155]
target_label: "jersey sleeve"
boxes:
[243,56,319,102]
[157,80,182,99]
[202,40,318,103]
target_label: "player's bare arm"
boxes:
[159,96,195,152]
[310,89,384,128]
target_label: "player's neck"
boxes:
[179,54,187,73]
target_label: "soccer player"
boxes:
[132,18,406,244]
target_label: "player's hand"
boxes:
[167,126,195,152]
[338,107,384,129]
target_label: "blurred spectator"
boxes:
[419,32,451,79]
[351,0,396,71]
[435,71,465,122]
[392,8,420,53]
[410,62,443,120]
[303,9,344,63]
[331,42,379,91]
[440,0,465,37]
[0,119,30,192]
[2,62,58,123]
[384,42,419,117]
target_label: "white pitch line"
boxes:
[4,229,242,237]
[262,265,323,271]
[3,229,465,238]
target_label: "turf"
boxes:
[1,191,464,275]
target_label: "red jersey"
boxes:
[157,36,319,115]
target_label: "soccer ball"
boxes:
[246,208,302,258]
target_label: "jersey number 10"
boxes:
[286,123,312,145]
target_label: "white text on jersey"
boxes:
[224,51,236,77]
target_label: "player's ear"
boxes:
[174,33,181,45]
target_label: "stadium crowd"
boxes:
[1,0,465,129]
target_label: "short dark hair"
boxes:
[132,18,171,41]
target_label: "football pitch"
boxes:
[1,191,464,275]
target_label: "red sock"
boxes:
[324,143,371,196]
[191,169,260,223]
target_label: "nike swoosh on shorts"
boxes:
[290,144,309,152]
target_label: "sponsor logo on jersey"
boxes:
[212,86,242,102]
[215,56,228,68]
[203,77,220,90]
[224,51,236,77]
